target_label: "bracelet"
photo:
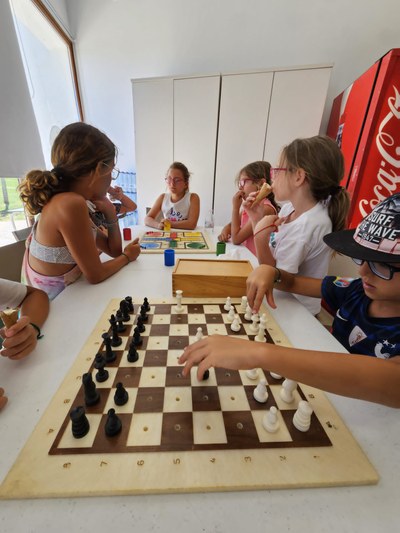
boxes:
[253,224,277,238]
[273,267,282,285]
[121,252,130,264]
[30,322,43,339]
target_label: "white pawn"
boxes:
[262,406,280,433]
[195,327,203,341]
[244,304,252,321]
[240,296,248,312]
[174,290,184,313]
[259,313,267,327]
[253,379,269,403]
[245,368,259,380]
[255,320,266,342]
[226,305,236,323]
[293,400,313,432]
[224,297,232,311]
[280,378,297,403]
[249,313,259,333]
[230,315,241,332]
[270,371,283,380]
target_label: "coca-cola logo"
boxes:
[359,85,400,217]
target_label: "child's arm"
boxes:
[179,335,400,408]
[108,185,137,215]
[167,193,200,230]
[91,195,123,257]
[232,200,276,246]
[218,223,232,242]
[1,286,49,360]
[246,264,323,312]
[144,195,165,229]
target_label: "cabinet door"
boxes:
[173,76,220,226]
[214,72,273,226]
[264,67,332,165]
[132,78,173,223]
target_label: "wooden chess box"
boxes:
[172,259,253,297]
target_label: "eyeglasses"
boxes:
[102,162,120,181]
[165,177,184,185]
[270,168,287,180]
[238,178,254,189]
[352,258,400,280]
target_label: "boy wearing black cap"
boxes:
[179,193,400,407]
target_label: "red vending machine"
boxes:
[327,48,400,228]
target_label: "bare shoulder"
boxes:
[51,192,87,209]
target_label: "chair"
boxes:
[0,240,25,282]
[12,226,32,242]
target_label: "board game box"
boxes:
[0,296,378,499]
[139,230,214,253]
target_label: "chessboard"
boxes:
[0,297,378,499]
[139,230,214,253]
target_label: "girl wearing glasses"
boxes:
[244,136,350,315]
[18,122,141,300]
[180,194,400,408]
[218,161,279,255]
[144,162,200,230]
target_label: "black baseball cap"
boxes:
[323,193,400,263]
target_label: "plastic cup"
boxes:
[164,249,175,266]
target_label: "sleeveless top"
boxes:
[161,191,192,221]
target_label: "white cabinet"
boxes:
[132,65,332,226]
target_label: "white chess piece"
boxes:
[245,368,258,380]
[253,379,268,403]
[224,297,232,311]
[230,315,241,332]
[174,290,184,313]
[280,378,297,403]
[255,321,266,342]
[259,313,267,327]
[240,296,248,312]
[195,327,203,341]
[244,304,252,321]
[249,313,259,333]
[262,406,280,433]
[270,371,283,380]
[293,400,313,432]
[226,305,236,323]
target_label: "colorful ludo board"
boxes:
[0,297,378,499]
[139,230,214,253]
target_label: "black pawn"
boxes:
[119,299,130,322]
[202,369,210,381]
[140,305,148,322]
[70,406,90,438]
[136,315,145,333]
[114,382,129,406]
[102,332,116,363]
[82,372,100,406]
[132,326,142,346]
[105,408,122,437]
[125,296,134,313]
[109,314,122,347]
[142,297,150,312]
[127,341,139,363]
[94,353,109,383]
[115,309,127,333]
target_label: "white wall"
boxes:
[50,0,399,173]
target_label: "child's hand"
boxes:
[218,226,231,242]
[242,192,267,223]
[0,388,7,410]
[232,190,244,209]
[92,195,116,219]
[178,335,264,381]
[123,238,141,262]
[246,264,277,312]
[0,316,39,360]
[253,214,280,239]
[108,185,123,201]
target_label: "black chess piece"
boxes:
[127,340,139,363]
[142,297,150,312]
[119,299,130,322]
[114,382,129,406]
[82,372,100,406]
[109,314,122,347]
[136,315,145,333]
[70,405,90,438]
[105,408,122,437]
[140,305,148,322]
[102,332,116,363]
[202,369,210,381]
[132,326,143,346]
[94,353,109,383]
[125,296,134,313]
[115,309,127,333]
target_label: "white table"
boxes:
[1,227,399,532]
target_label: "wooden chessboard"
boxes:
[139,230,214,253]
[0,297,379,499]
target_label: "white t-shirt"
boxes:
[161,192,192,221]
[269,201,332,315]
[1,278,27,310]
